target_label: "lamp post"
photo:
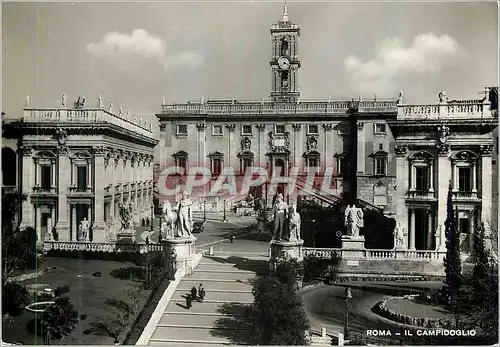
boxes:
[312,219,316,248]
[150,205,154,233]
[223,198,227,223]
[203,199,207,222]
[344,287,352,341]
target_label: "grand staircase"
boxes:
[146,253,268,346]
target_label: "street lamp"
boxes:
[312,219,316,248]
[344,287,352,341]
[223,199,227,223]
[150,205,154,233]
[203,199,207,222]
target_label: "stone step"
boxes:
[195,262,262,273]
[150,326,234,344]
[166,300,250,315]
[177,280,253,292]
[159,313,233,327]
[186,271,257,282]
[149,342,230,347]
[171,289,254,303]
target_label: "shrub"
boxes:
[303,253,341,284]
[2,282,30,315]
[42,297,79,340]
[53,285,70,298]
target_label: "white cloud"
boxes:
[344,33,460,96]
[87,29,204,72]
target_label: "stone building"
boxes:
[157,5,399,217]
[389,88,498,253]
[156,5,498,254]
[2,95,158,246]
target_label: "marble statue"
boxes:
[25,95,30,108]
[394,223,405,248]
[118,202,133,231]
[61,94,68,107]
[79,217,90,240]
[161,200,177,239]
[109,101,113,113]
[397,90,404,104]
[439,90,448,103]
[272,193,288,240]
[176,193,193,237]
[287,204,301,241]
[344,205,364,237]
[98,94,103,108]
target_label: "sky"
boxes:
[2,1,498,132]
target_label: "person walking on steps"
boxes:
[186,293,192,309]
[198,283,205,302]
[191,286,198,302]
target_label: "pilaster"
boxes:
[394,145,408,241]
[436,144,450,250]
[19,146,34,230]
[480,145,493,236]
[93,146,107,242]
[356,122,365,173]
[55,144,70,240]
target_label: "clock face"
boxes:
[277,56,290,70]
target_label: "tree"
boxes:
[42,297,79,343]
[472,223,490,296]
[250,259,310,345]
[442,184,462,303]
[2,192,37,286]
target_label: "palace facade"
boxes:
[156,5,498,252]
[2,96,158,246]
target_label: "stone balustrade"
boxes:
[43,241,163,253]
[160,99,397,116]
[397,101,494,120]
[23,108,154,138]
[303,247,446,260]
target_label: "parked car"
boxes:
[192,221,205,233]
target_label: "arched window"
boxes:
[2,147,17,186]
[34,150,57,191]
[70,150,93,192]
[450,150,479,193]
[280,37,289,56]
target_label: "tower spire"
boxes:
[282,0,288,22]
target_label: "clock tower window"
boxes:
[281,37,289,56]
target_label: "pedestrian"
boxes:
[198,283,205,302]
[191,286,198,301]
[229,235,235,243]
[186,294,192,309]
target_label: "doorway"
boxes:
[459,217,470,253]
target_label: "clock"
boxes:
[277,56,290,70]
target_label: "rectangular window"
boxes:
[458,167,472,192]
[41,165,52,190]
[415,166,429,191]
[242,158,253,173]
[275,125,286,134]
[176,157,187,171]
[307,157,319,167]
[375,124,386,133]
[77,166,88,191]
[212,157,222,175]
[212,125,223,136]
[375,157,386,175]
[242,125,252,135]
[308,124,318,134]
[177,124,188,135]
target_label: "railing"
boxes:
[398,101,494,120]
[160,99,397,116]
[23,108,154,138]
[33,186,57,194]
[43,241,163,253]
[303,247,445,260]
[68,187,93,194]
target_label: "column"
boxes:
[427,208,433,250]
[410,165,416,191]
[453,164,459,192]
[437,145,451,250]
[472,162,477,193]
[395,145,409,245]
[36,206,42,246]
[109,150,116,226]
[356,122,365,173]
[71,205,76,241]
[19,146,34,229]
[56,145,70,240]
[410,208,416,250]
[51,162,56,188]
[468,210,475,253]
[428,162,434,192]
[121,155,125,204]
[92,146,107,242]
[480,145,493,235]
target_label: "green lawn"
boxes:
[2,257,154,345]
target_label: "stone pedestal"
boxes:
[341,236,366,258]
[116,228,136,243]
[269,239,304,273]
[163,236,197,279]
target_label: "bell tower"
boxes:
[270,1,301,103]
